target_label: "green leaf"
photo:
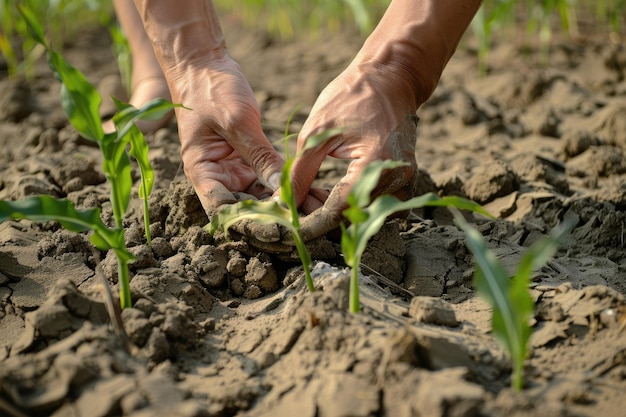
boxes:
[347,160,407,209]
[20,5,104,142]
[280,158,296,211]
[340,159,493,313]
[112,97,181,139]
[123,123,154,199]
[209,199,294,236]
[208,152,316,293]
[0,196,127,256]
[16,5,47,46]
[56,72,105,141]
[300,128,344,153]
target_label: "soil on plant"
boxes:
[1,13,626,417]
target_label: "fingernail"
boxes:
[268,172,281,191]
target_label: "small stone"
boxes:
[409,296,459,327]
[145,327,170,363]
[464,161,519,204]
[230,278,245,296]
[243,284,263,299]
[151,237,174,258]
[226,250,247,277]
[245,257,278,293]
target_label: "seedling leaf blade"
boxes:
[124,124,154,200]
[17,5,46,46]
[112,97,181,139]
[209,199,294,235]
[453,213,521,341]
[19,5,104,142]
[54,60,105,142]
[349,160,407,209]
[279,158,296,211]
[341,160,493,313]
[300,128,344,153]
[0,195,127,255]
[514,213,577,283]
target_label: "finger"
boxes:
[244,179,274,200]
[300,187,330,214]
[200,180,239,219]
[299,182,351,242]
[225,110,284,192]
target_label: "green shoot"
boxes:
[470,0,515,74]
[341,160,492,313]
[453,210,576,391]
[209,161,316,292]
[106,21,132,96]
[209,127,342,293]
[9,6,180,309]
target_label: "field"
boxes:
[1,2,626,416]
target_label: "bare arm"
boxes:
[130,0,284,213]
[132,0,226,67]
[293,0,482,239]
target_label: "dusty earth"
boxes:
[1,12,626,417]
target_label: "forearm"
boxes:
[355,0,482,106]
[132,0,226,69]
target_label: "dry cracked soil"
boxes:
[1,13,626,417]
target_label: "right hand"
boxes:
[288,60,421,241]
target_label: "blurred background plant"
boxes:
[0,0,124,82]
[1,0,624,79]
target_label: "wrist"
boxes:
[133,0,226,70]
[354,0,482,108]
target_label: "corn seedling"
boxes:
[470,0,516,74]
[209,127,342,293]
[0,6,179,309]
[453,210,576,391]
[105,19,132,97]
[341,160,492,313]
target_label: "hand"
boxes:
[285,0,482,242]
[290,61,420,241]
[165,51,284,217]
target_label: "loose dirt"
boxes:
[1,14,625,417]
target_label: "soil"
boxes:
[1,13,626,417]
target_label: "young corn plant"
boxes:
[0,6,179,309]
[209,127,342,293]
[340,160,492,313]
[452,210,576,391]
[470,0,516,74]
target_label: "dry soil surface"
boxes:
[1,16,626,417]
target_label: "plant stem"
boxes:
[117,255,132,309]
[512,361,523,391]
[294,235,315,292]
[284,173,315,292]
[348,225,361,313]
[289,206,314,292]
[143,198,152,246]
[349,263,360,313]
